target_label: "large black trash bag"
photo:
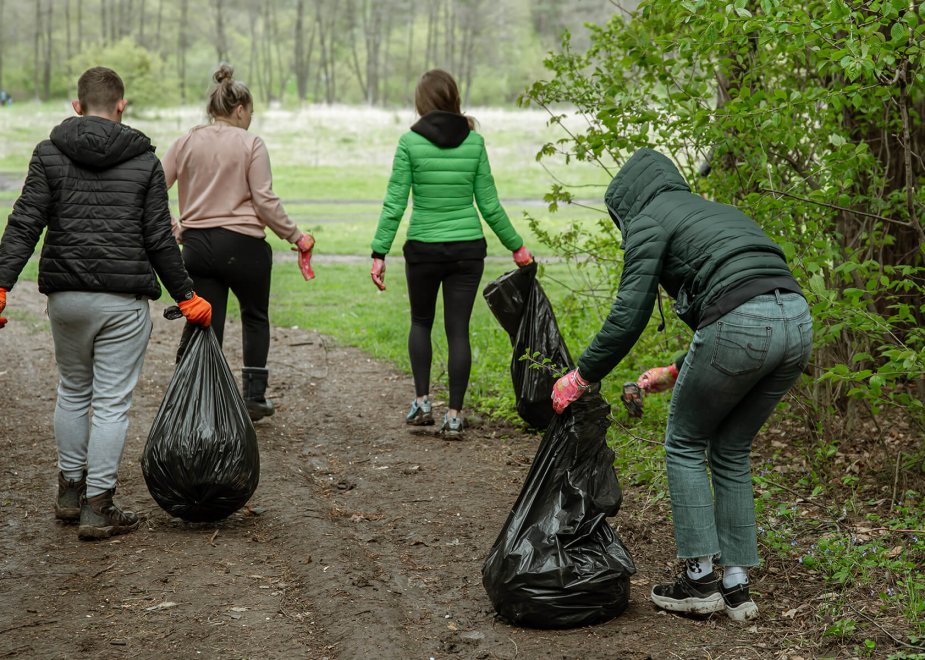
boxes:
[482,392,636,628]
[483,263,573,429]
[141,326,259,522]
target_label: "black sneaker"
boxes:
[722,582,759,621]
[651,570,725,615]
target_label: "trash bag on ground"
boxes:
[483,263,573,430]
[141,325,259,522]
[482,391,636,628]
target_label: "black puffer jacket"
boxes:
[0,116,192,301]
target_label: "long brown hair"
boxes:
[414,69,475,130]
[206,63,253,121]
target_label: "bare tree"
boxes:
[43,0,53,100]
[177,0,189,102]
[33,0,41,100]
[211,0,229,62]
[294,0,318,102]
[0,0,6,90]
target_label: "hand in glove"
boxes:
[0,287,7,328]
[371,258,386,291]
[292,233,316,281]
[512,245,533,267]
[551,369,591,414]
[177,293,212,327]
[637,364,679,394]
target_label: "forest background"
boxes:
[0,1,923,656]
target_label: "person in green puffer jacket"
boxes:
[552,148,812,622]
[369,69,533,438]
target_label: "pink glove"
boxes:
[637,364,679,393]
[371,258,386,291]
[551,369,591,414]
[0,287,7,328]
[292,234,315,281]
[513,245,533,267]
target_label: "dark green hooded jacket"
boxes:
[577,149,800,383]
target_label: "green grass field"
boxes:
[0,102,649,423]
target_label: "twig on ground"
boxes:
[209,529,219,546]
[0,619,59,635]
[847,604,925,651]
[92,562,117,579]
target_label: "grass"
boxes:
[3,103,924,655]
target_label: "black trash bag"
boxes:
[483,263,573,429]
[141,326,259,522]
[482,392,636,628]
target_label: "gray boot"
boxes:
[78,488,140,541]
[55,471,86,523]
[242,366,275,421]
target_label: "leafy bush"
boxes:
[520,0,925,439]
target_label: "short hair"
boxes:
[77,67,125,112]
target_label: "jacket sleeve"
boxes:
[142,161,194,301]
[577,215,667,382]
[370,137,412,257]
[248,137,302,243]
[474,143,523,251]
[0,148,51,291]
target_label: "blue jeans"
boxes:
[665,291,811,566]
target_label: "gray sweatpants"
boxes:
[48,292,152,497]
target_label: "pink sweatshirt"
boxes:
[161,123,302,243]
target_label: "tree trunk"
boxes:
[155,0,163,50]
[65,0,71,59]
[0,0,6,90]
[138,0,145,47]
[77,0,82,53]
[33,1,41,100]
[43,0,52,101]
[100,0,107,44]
[212,0,229,63]
[178,0,189,103]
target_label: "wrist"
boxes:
[573,370,591,390]
[668,364,679,379]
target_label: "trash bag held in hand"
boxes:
[142,326,259,522]
[483,263,573,429]
[482,392,636,628]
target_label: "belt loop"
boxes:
[774,288,783,305]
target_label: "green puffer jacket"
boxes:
[577,149,798,383]
[370,111,523,257]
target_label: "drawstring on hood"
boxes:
[50,116,154,170]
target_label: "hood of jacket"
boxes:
[604,149,691,234]
[411,110,471,148]
[50,116,153,169]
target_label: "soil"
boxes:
[0,281,903,660]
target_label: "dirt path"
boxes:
[2,281,805,659]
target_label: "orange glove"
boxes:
[637,364,679,393]
[177,293,212,327]
[291,233,315,281]
[371,258,386,291]
[512,245,534,267]
[0,287,7,328]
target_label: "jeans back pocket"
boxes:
[710,321,772,376]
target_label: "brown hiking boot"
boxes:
[78,489,140,541]
[55,471,86,523]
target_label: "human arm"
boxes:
[370,137,412,257]
[159,141,184,243]
[575,216,668,382]
[473,142,523,252]
[551,369,592,414]
[0,147,52,293]
[247,137,302,243]
[141,161,195,301]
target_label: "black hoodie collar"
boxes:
[411,111,470,148]
[50,116,153,169]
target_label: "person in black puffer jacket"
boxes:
[0,67,212,541]
[551,149,812,622]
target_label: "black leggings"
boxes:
[181,228,272,367]
[405,258,485,411]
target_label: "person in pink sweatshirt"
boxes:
[161,63,315,421]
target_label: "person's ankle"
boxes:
[448,408,459,418]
